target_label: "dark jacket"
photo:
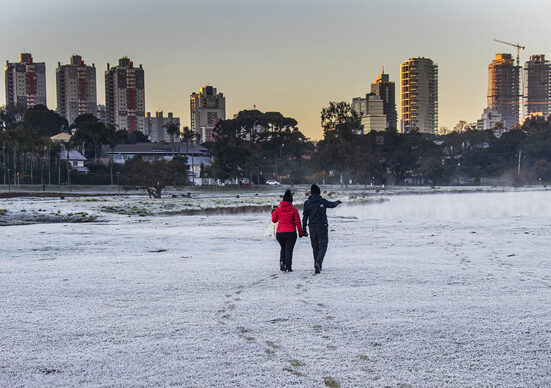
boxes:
[302,194,340,229]
[272,201,304,235]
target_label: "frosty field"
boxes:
[1,189,551,387]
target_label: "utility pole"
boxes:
[517,150,522,178]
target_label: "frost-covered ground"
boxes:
[1,190,551,387]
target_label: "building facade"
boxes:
[476,107,503,130]
[400,57,438,134]
[371,71,397,130]
[190,86,225,142]
[4,53,47,108]
[145,112,181,143]
[352,93,387,133]
[56,55,97,125]
[105,57,145,133]
[487,53,520,130]
[523,54,551,119]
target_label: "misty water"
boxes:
[334,189,551,221]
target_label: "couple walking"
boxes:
[271,184,342,274]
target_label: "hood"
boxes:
[307,193,323,203]
[279,201,294,210]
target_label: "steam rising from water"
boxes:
[334,190,551,221]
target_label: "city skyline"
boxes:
[1,0,550,139]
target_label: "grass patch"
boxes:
[324,376,340,388]
[101,205,152,216]
[0,209,6,216]
[283,367,306,377]
[289,359,305,368]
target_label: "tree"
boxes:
[23,105,68,137]
[211,110,311,183]
[123,156,189,198]
[164,121,180,157]
[71,114,108,163]
[317,102,362,183]
[181,126,199,184]
[105,124,118,185]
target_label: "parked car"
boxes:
[266,180,280,185]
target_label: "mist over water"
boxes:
[333,190,551,221]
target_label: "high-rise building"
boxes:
[105,57,145,133]
[145,112,181,143]
[523,55,551,118]
[4,53,47,108]
[371,71,397,130]
[352,93,387,133]
[487,53,520,130]
[190,86,225,142]
[400,57,438,134]
[96,105,107,124]
[56,55,97,125]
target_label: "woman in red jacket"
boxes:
[271,189,303,272]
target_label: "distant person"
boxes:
[271,189,304,272]
[302,184,342,274]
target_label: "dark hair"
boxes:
[311,184,320,194]
[283,189,293,203]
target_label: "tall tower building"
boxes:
[190,86,226,142]
[487,53,520,130]
[56,55,97,125]
[4,53,47,108]
[105,57,145,133]
[400,58,438,134]
[523,55,551,118]
[371,71,397,130]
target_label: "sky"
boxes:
[1,0,550,139]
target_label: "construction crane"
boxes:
[493,38,525,67]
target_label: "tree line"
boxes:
[209,102,551,186]
[0,104,188,193]
[3,102,551,191]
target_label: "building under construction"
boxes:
[523,55,551,118]
[487,53,520,130]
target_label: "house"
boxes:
[103,142,209,164]
[103,142,212,185]
[60,150,88,172]
[50,132,72,144]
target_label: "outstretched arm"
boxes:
[324,199,342,208]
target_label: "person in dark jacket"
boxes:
[302,184,341,273]
[272,189,304,272]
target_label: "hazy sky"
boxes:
[1,0,550,139]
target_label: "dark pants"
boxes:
[309,224,328,267]
[276,231,297,270]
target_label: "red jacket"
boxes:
[272,201,303,236]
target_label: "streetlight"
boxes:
[117,172,120,193]
[7,168,10,192]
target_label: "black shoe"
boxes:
[280,262,286,271]
[314,263,321,274]
[286,268,293,272]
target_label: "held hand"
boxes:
[336,200,342,205]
